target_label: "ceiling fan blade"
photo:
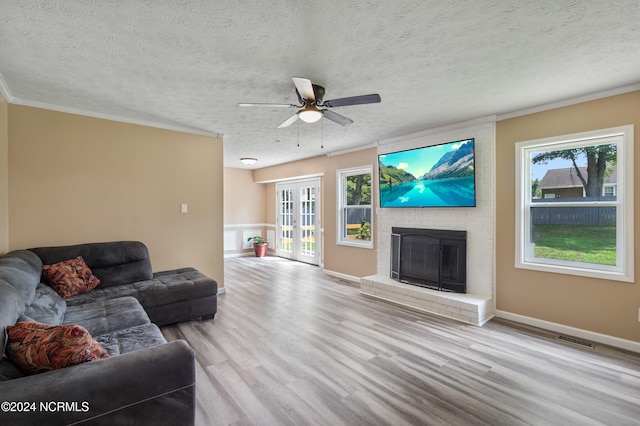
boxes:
[238,103,297,108]
[323,93,381,108]
[277,114,299,128]
[292,77,315,102]
[322,109,353,126]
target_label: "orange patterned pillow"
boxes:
[42,256,101,298]
[6,322,109,375]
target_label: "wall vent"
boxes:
[556,335,596,349]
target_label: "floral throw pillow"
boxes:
[5,321,109,375]
[42,256,101,298]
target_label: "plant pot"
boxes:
[253,243,268,257]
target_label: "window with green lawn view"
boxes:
[337,166,373,248]
[515,125,634,282]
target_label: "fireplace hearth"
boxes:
[391,227,466,293]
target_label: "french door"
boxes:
[276,179,320,265]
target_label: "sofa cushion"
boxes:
[6,322,109,375]
[64,285,138,306]
[0,281,24,359]
[30,241,153,288]
[0,316,32,382]
[5,249,43,272]
[0,358,25,381]
[42,256,101,298]
[94,323,166,356]
[63,297,150,336]
[0,254,41,307]
[64,268,216,310]
[24,284,67,325]
[139,268,218,306]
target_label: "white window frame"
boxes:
[337,165,374,249]
[515,125,634,282]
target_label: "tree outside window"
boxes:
[530,144,617,266]
[338,166,373,248]
[516,125,634,282]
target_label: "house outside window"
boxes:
[337,166,373,248]
[538,166,617,198]
[515,125,634,282]
[603,185,616,197]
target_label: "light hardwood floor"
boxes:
[162,256,640,426]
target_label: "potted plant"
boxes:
[357,221,371,241]
[247,235,269,257]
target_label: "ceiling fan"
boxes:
[239,77,381,128]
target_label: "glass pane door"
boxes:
[276,179,320,265]
[299,184,317,261]
[278,186,294,259]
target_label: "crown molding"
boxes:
[326,141,379,157]
[374,83,640,147]
[0,74,16,103]
[13,97,223,138]
[497,83,640,121]
[378,115,497,146]
[0,72,222,138]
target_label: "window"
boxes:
[337,166,373,248]
[604,185,615,197]
[515,125,634,282]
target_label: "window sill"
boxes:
[337,240,374,249]
[515,259,633,283]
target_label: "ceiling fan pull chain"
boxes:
[321,119,324,149]
[297,120,300,148]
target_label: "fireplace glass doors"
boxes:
[391,227,466,293]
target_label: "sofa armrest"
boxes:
[0,340,195,426]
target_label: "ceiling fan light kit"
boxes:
[239,77,380,128]
[297,105,323,123]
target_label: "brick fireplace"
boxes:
[361,119,496,325]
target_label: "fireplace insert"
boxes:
[391,227,466,293]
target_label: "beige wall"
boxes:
[8,105,224,286]
[496,91,640,342]
[0,93,8,254]
[264,182,276,225]
[253,148,378,278]
[223,167,269,255]
[224,168,266,225]
[322,149,378,277]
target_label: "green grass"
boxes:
[533,225,616,265]
[280,239,316,253]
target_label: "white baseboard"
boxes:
[323,269,361,284]
[217,287,226,295]
[495,310,640,354]
[224,251,276,258]
[224,252,253,258]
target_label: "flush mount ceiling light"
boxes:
[240,157,257,165]
[297,104,323,123]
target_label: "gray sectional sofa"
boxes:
[0,241,218,425]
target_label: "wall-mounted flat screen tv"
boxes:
[378,138,476,208]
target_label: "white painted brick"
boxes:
[361,276,491,325]
[370,121,496,325]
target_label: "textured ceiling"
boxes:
[1,1,639,169]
